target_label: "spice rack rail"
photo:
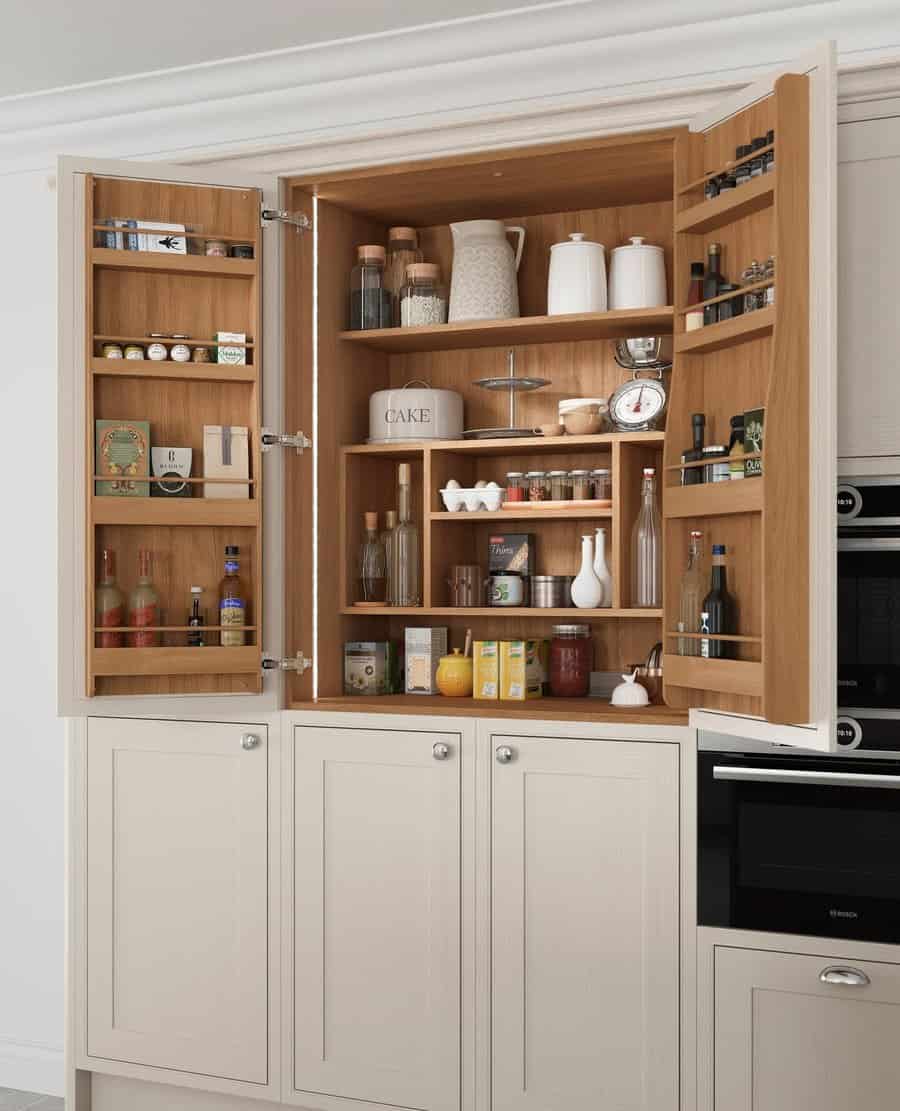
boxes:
[92,645,261,678]
[92,247,256,277]
[92,497,259,527]
[674,307,775,354]
[664,479,763,519]
[675,171,776,234]
[662,654,763,698]
[90,357,257,382]
[676,141,775,195]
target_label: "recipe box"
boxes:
[405,627,448,694]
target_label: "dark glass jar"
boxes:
[549,623,593,697]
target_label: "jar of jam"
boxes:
[549,624,593,697]
[570,469,592,500]
[548,470,571,501]
[505,472,526,502]
[526,470,549,502]
[591,467,611,500]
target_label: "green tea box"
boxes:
[95,420,150,496]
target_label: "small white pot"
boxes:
[608,236,667,310]
[547,233,607,315]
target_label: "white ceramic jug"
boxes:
[448,219,525,322]
[608,236,667,310]
[547,233,607,315]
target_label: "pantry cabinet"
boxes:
[58,43,840,748]
[491,733,680,1111]
[83,717,271,1085]
[713,946,900,1111]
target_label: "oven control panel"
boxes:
[837,477,900,525]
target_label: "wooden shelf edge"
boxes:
[675,173,776,234]
[92,496,259,527]
[662,653,763,698]
[340,606,662,618]
[664,479,763,519]
[429,507,613,521]
[343,431,664,457]
[338,306,674,353]
[91,356,257,382]
[92,247,256,277]
[674,308,775,354]
[92,645,260,677]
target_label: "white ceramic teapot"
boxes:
[448,219,525,322]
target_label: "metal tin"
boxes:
[590,467,611,500]
[101,343,123,359]
[124,344,144,360]
[548,470,571,500]
[532,576,574,608]
[230,243,254,259]
[551,623,590,636]
[205,239,228,257]
[702,445,730,483]
[569,469,592,500]
[526,470,549,502]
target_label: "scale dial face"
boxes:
[608,376,667,431]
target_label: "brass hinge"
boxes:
[261,207,311,232]
[260,428,312,454]
[262,652,313,674]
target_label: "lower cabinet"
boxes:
[715,947,900,1111]
[491,735,680,1111]
[292,725,461,1111]
[85,717,270,1084]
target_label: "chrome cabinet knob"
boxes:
[496,745,515,764]
[432,742,451,761]
[820,966,870,987]
[240,733,260,751]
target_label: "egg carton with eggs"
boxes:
[440,479,504,513]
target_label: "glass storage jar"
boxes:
[349,244,392,330]
[548,470,571,500]
[505,472,526,502]
[569,469,592,500]
[590,467,611,500]
[549,624,594,697]
[526,471,550,502]
[400,263,448,327]
[386,227,422,326]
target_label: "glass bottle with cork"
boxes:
[380,510,398,605]
[385,227,422,326]
[358,512,387,604]
[128,549,160,647]
[631,467,661,608]
[96,548,125,647]
[219,545,247,646]
[392,463,420,606]
[677,530,705,656]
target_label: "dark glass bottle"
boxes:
[750,135,767,178]
[764,128,775,173]
[734,144,751,187]
[700,544,734,659]
[685,261,705,332]
[703,243,724,325]
[681,412,706,486]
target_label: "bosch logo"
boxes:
[829,908,859,920]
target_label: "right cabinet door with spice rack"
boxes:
[662,43,838,749]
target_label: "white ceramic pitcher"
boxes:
[448,219,525,322]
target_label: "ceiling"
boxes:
[0,0,563,99]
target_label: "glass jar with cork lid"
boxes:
[349,244,392,330]
[386,227,422,325]
[400,263,448,327]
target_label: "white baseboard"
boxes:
[0,1038,64,1097]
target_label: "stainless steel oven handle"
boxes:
[712,765,900,789]
[838,537,900,551]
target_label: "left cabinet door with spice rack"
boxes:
[58,156,287,714]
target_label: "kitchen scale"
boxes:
[608,366,669,432]
[463,350,550,439]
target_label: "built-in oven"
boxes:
[838,475,900,722]
[698,737,900,943]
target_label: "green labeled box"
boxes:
[744,408,764,478]
[95,420,150,496]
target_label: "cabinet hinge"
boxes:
[261,428,312,454]
[261,207,311,232]
[262,652,313,674]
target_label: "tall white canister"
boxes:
[547,233,607,315]
[607,236,667,309]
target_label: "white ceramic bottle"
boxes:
[571,534,604,609]
[593,527,613,608]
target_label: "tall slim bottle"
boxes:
[358,512,386,603]
[96,548,125,647]
[700,544,734,659]
[678,530,705,656]
[703,242,724,325]
[631,467,661,608]
[128,549,160,647]
[219,545,247,647]
[381,509,398,605]
[393,464,420,606]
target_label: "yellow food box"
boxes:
[473,641,500,700]
[499,639,544,701]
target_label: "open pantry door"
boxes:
[57,156,297,717]
[662,42,837,751]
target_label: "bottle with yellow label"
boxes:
[219,545,246,646]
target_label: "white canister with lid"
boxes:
[547,233,607,315]
[607,236,667,310]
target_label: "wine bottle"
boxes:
[700,544,734,659]
[703,243,724,326]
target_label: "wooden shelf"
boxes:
[339,306,674,353]
[294,694,689,726]
[92,247,256,277]
[430,506,613,521]
[92,496,259,527]
[677,143,775,195]
[340,606,661,618]
[675,172,776,234]
[674,308,775,354]
[665,631,762,644]
[91,356,257,382]
[663,653,763,698]
[664,480,763,519]
[343,432,662,457]
[92,645,260,677]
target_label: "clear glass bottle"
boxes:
[631,467,661,608]
[359,512,387,603]
[128,549,160,647]
[381,509,398,605]
[386,227,422,326]
[400,263,447,327]
[219,545,247,647]
[349,244,391,330]
[392,463,420,606]
[96,548,125,647]
[678,530,705,656]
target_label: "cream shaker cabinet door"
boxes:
[86,717,269,1084]
[715,947,900,1110]
[292,726,461,1111]
[491,736,680,1111]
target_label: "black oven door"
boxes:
[698,750,900,943]
[838,537,900,709]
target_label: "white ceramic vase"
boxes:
[571,534,604,609]
[593,527,613,608]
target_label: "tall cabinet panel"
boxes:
[85,717,270,1084]
[291,725,461,1111]
[491,735,679,1111]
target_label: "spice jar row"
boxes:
[99,331,249,365]
[684,243,775,330]
[703,129,774,200]
[349,227,448,329]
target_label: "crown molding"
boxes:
[1,1,899,176]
